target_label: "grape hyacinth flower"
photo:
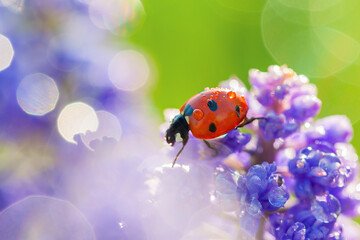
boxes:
[160,65,360,239]
[215,162,289,239]
[250,66,321,140]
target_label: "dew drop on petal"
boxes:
[108,50,150,91]
[296,159,305,169]
[309,167,327,177]
[57,102,99,144]
[118,221,125,229]
[311,194,341,223]
[268,187,288,208]
[0,196,96,240]
[238,209,246,218]
[80,110,122,150]
[0,34,14,71]
[16,73,59,116]
[246,198,262,217]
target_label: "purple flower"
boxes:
[215,163,289,237]
[269,194,342,239]
[284,95,321,121]
[288,144,350,198]
[221,129,252,152]
[249,65,321,140]
[259,110,299,140]
[309,115,353,144]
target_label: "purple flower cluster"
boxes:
[288,144,350,199]
[162,66,360,239]
[250,66,321,140]
[215,162,289,238]
[269,195,342,240]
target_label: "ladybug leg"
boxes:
[236,117,266,128]
[172,135,189,168]
[203,140,218,157]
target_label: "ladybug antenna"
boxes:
[165,114,190,167]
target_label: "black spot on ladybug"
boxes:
[184,104,193,116]
[235,105,240,117]
[209,123,216,133]
[207,100,217,111]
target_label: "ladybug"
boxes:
[166,87,265,166]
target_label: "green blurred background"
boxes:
[129,0,360,151]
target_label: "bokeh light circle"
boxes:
[261,0,360,78]
[57,102,99,144]
[80,110,122,150]
[0,196,96,240]
[0,0,24,12]
[16,73,60,116]
[108,50,150,91]
[0,34,14,71]
[88,0,145,35]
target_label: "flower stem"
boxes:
[253,137,276,166]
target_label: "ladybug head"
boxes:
[166,114,189,146]
[165,114,190,167]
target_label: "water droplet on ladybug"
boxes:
[193,109,204,120]
[227,91,236,99]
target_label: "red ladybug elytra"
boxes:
[165,87,264,166]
